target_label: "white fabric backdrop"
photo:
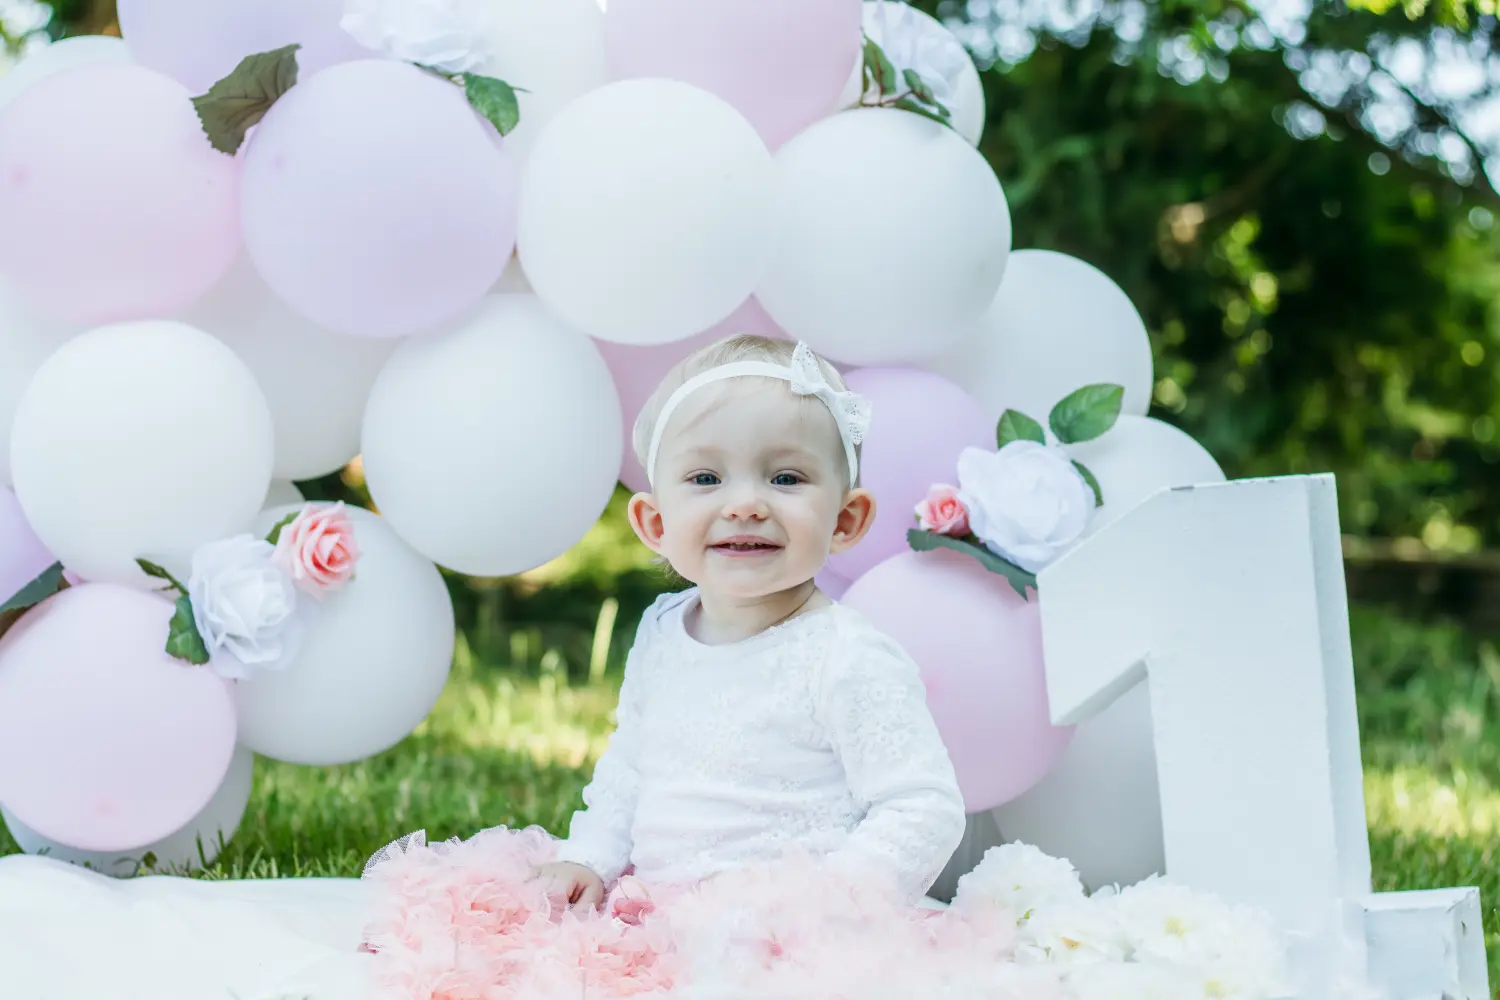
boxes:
[0,855,375,1000]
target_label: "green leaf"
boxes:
[0,561,64,614]
[907,529,1037,599]
[997,409,1046,448]
[136,558,187,595]
[1048,384,1125,444]
[902,68,937,104]
[191,43,301,155]
[164,595,211,665]
[862,36,900,97]
[464,74,522,137]
[265,512,300,547]
[1073,461,1104,507]
[893,95,953,125]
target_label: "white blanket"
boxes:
[0,855,376,1000]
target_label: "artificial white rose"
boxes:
[954,842,1086,918]
[866,0,971,108]
[187,535,300,679]
[957,441,1093,573]
[342,0,496,75]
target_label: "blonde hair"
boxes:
[634,334,860,487]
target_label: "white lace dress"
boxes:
[550,590,967,903]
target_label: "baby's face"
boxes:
[643,379,854,601]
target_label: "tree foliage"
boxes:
[913,0,1500,552]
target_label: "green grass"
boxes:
[1,603,1497,988]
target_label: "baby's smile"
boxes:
[707,535,784,558]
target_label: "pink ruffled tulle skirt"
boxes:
[359,826,1041,1000]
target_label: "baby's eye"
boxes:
[771,472,803,487]
[690,472,721,487]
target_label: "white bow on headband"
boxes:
[646,342,872,490]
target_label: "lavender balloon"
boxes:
[0,66,241,326]
[0,585,237,852]
[117,0,369,95]
[815,564,854,601]
[842,550,1073,812]
[242,60,519,339]
[605,0,863,149]
[826,369,993,582]
[0,488,53,605]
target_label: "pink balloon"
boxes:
[0,585,237,852]
[242,60,519,339]
[0,488,53,604]
[605,0,863,149]
[842,551,1073,812]
[118,0,370,95]
[599,297,787,492]
[827,369,993,582]
[0,66,241,326]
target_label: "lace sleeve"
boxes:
[817,622,967,902]
[551,604,660,884]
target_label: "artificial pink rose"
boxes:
[915,484,970,537]
[272,502,360,597]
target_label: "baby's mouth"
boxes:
[709,537,783,556]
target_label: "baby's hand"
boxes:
[530,861,606,912]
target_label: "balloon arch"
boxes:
[0,0,1223,886]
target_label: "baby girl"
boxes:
[529,334,967,909]
[361,336,968,994]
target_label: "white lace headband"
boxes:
[646,342,873,490]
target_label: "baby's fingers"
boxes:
[532,873,570,908]
[573,879,605,912]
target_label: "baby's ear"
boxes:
[830,488,877,555]
[627,493,667,553]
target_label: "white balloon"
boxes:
[10,321,274,585]
[519,79,775,345]
[836,2,986,146]
[1066,415,1226,535]
[757,109,1011,366]
[991,686,1164,891]
[0,279,81,485]
[179,258,396,481]
[0,36,133,113]
[235,505,455,766]
[262,480,305,509]
[362,295,622,575]
[1,749,254,877]
[926,249,1154,423]
[475,0,607,165]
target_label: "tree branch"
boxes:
[1377,67,1500,202]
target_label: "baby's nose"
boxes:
[721,485,769,519]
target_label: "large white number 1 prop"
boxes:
[1036,475,1487,1000]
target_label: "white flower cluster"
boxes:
[953,844,1295,1000]
[341,0,497,76]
